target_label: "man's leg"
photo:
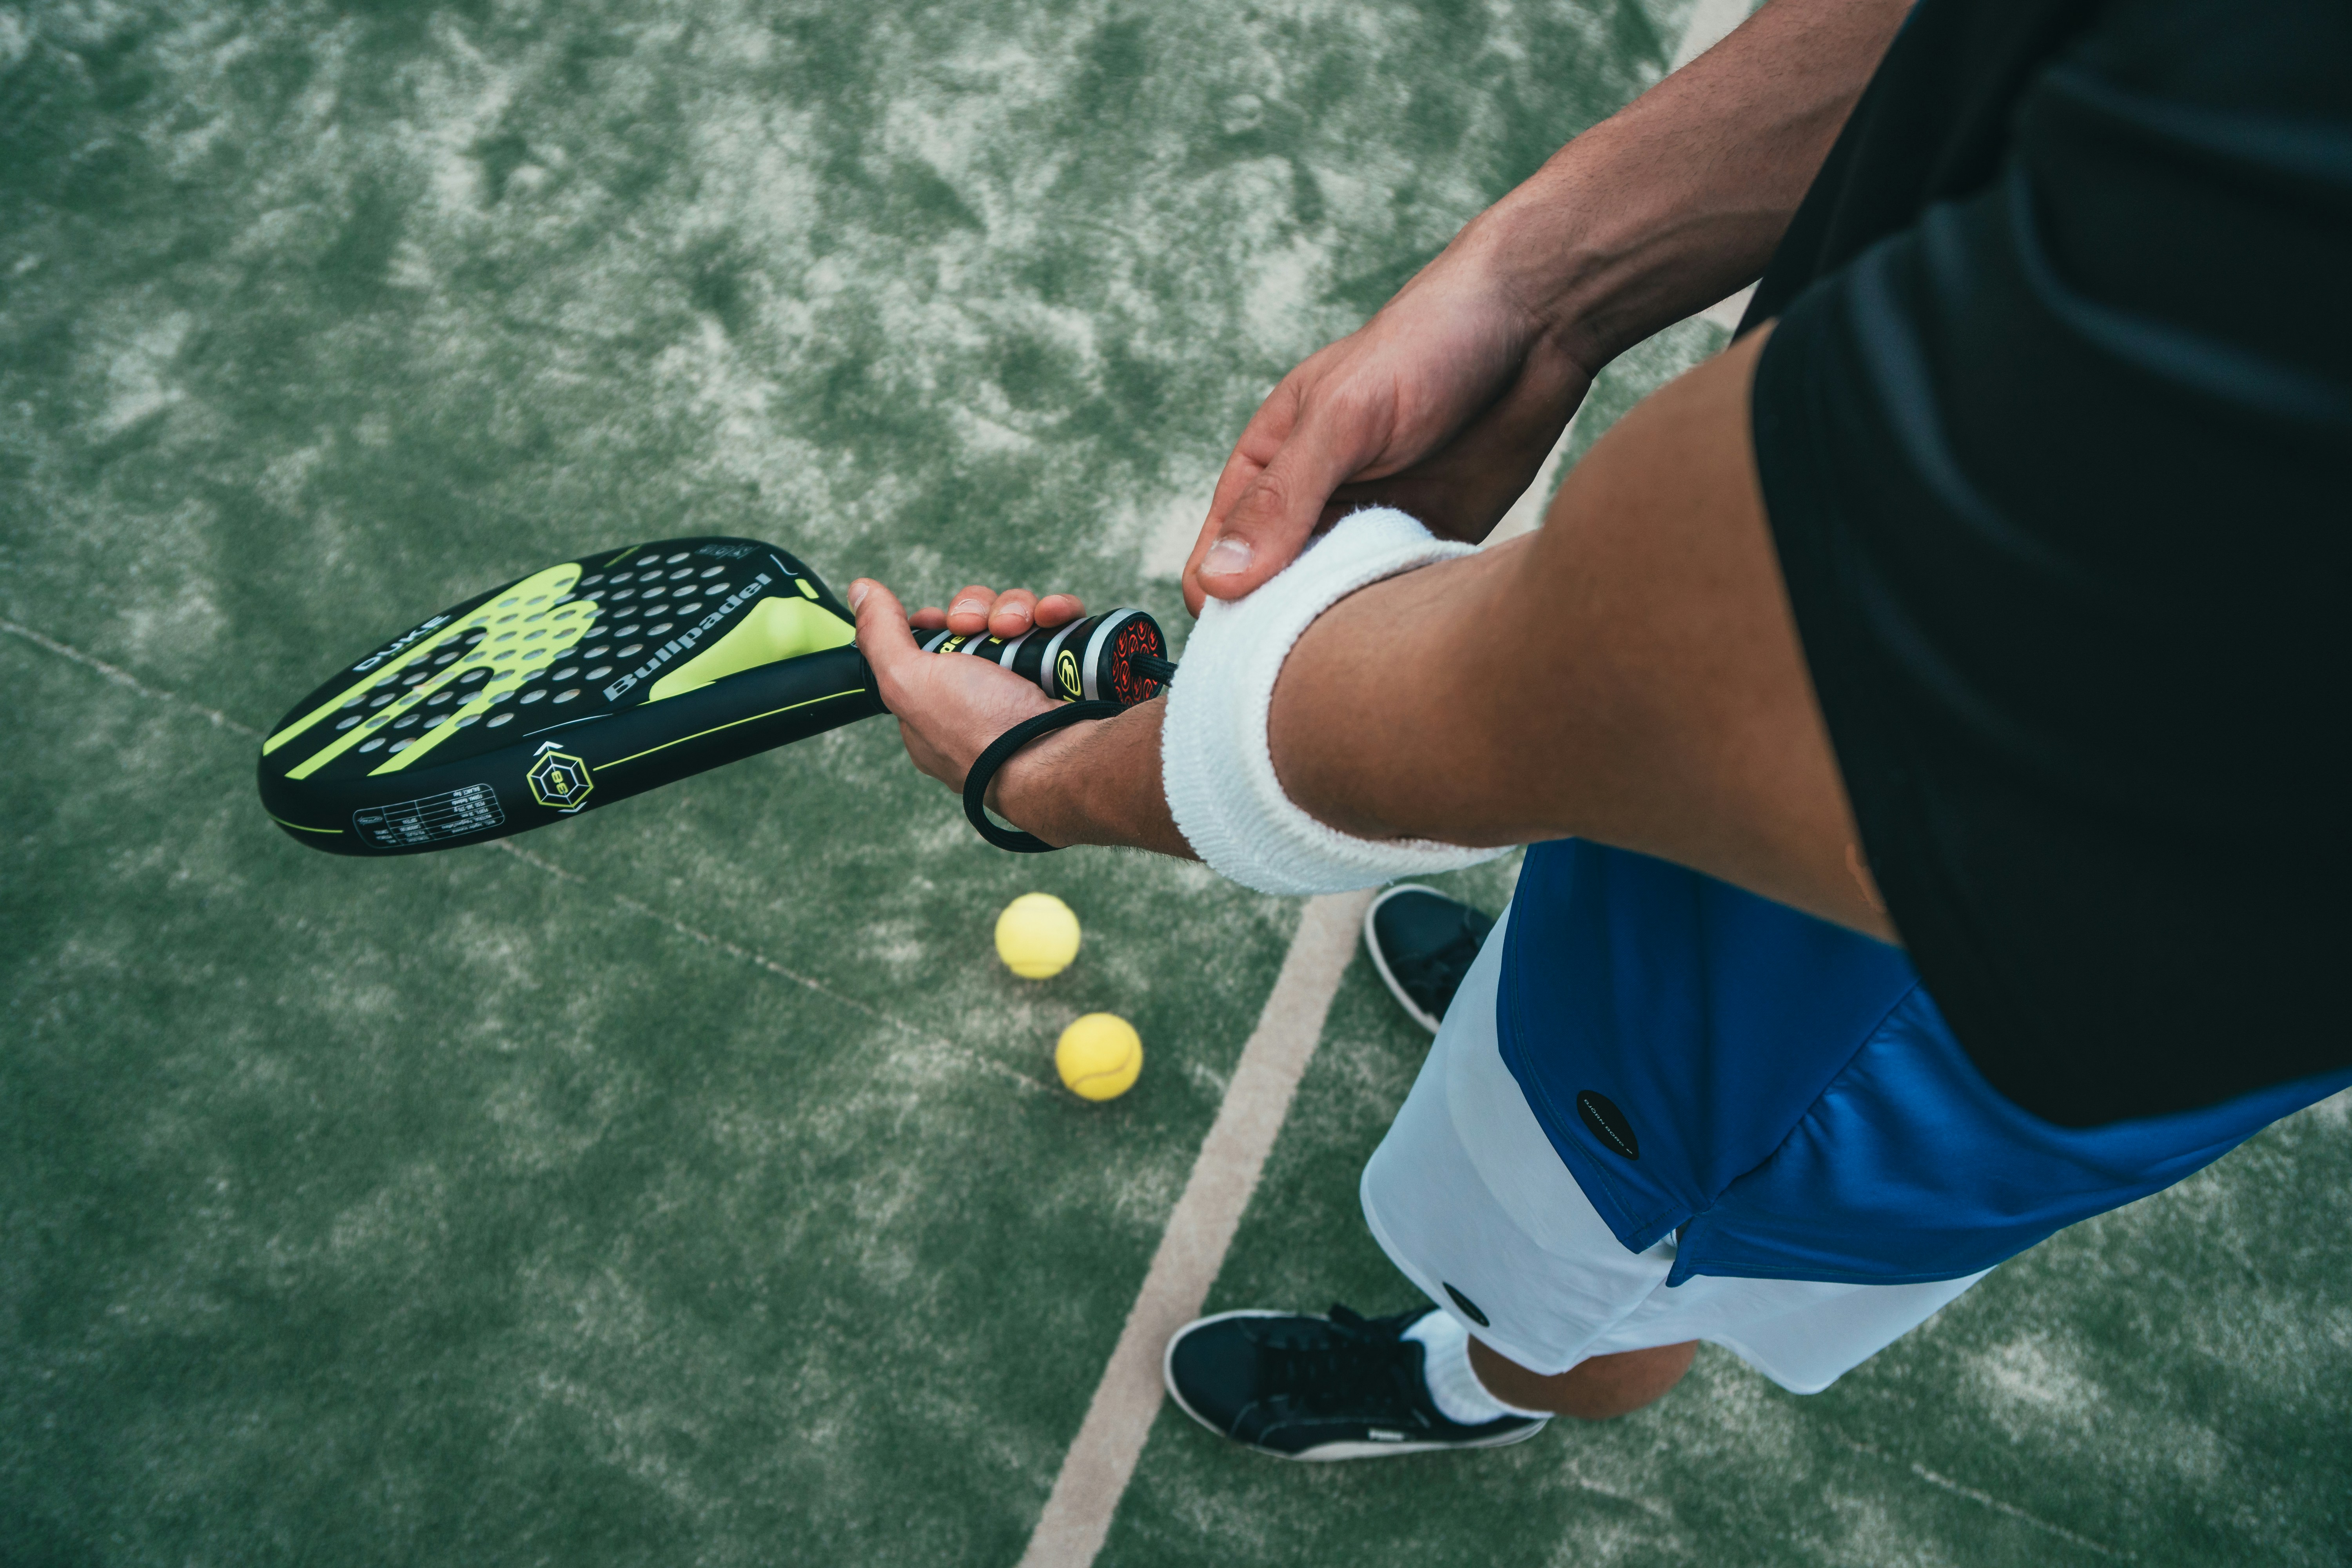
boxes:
[1469,1337,1695,1421]
[1358,898,1696,1419]
[1164,895,1715,1460]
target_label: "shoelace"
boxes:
[1256,1305,1422,1416]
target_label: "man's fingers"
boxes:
[1188,429,1370,604]
[946,583,996,634]
[1182,451,1269,615]
[987,588,1038,638]
[1177,341,1588,611]
[850,580,924,697]
[1183,386,1304,615]
[1185,368,1394,606]
[1323,352,1590,542]
[908,590,1082,634]
[991,589,1088,634]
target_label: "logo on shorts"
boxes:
[1576,1090,1639,1160]
[1443,1283,1491,1327]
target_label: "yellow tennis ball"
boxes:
[1056,1013,1143,1102]
[995,893,1081,979]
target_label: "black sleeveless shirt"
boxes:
[1746,0,2351,1125]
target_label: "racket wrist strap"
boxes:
[964,701,1125,853]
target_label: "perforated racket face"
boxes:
[260,537,877,855]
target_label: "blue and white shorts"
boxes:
[1359,905,1989,1393]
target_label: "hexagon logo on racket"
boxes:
[525,749,595,811]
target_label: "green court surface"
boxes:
[2,3,2345,1564]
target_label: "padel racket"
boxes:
[257,536,1169,857]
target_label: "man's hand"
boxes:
[850,576,1195,858]
[1180,0,1909,614]
[1180,247,1594,612]
[849,579,1071,792]
[853,331,1889,937]
[915,327,1893,940]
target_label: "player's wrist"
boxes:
[1468,160,1710,376]
[984,720,1093,846]
[1465,109,1782,370]
[990,701,1191,859]
[1455,173,1617,370]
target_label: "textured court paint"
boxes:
[4,2,2347,1566]
[2,637,1289,1565]
[1021,890,1375,1568]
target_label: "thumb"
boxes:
[849,579,922,698]
[1187,413,1373,606]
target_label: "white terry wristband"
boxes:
[1161,507,1512,896]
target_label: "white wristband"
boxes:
[1160,507,1512,896]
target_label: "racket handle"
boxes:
[916,608,1170,706]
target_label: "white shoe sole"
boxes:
[1161,1309,1549,1461]
[1362,884,1448,1034]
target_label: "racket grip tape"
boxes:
[915,608,1169,706]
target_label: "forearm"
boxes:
[1467,0,1907,368]
[1267,327,1895,939]
[978,330,1890,938]
[992,700,1196,859]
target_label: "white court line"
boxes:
[1017,889,1374,1568]
[0,617,259,737]
[1831,1435,2130,1559]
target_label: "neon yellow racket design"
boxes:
[257,536,1166,857]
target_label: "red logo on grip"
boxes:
[1109,618,1165,706]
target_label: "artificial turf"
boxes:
[4,2,2347,1563]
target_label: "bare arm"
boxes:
[848,8,1914,938]
[949,326,1895,941]
[1487,0,1910,372]
[1179,0,1909,611]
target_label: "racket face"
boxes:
[258,537,883,856]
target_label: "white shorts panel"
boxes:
[1359,902,1990,1393]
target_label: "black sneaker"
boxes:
[1163,1304,1547,1460]
[1364,886,1495,1033]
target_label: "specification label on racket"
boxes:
[352,784,506,848]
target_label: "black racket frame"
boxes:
[257,536,1165,858]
